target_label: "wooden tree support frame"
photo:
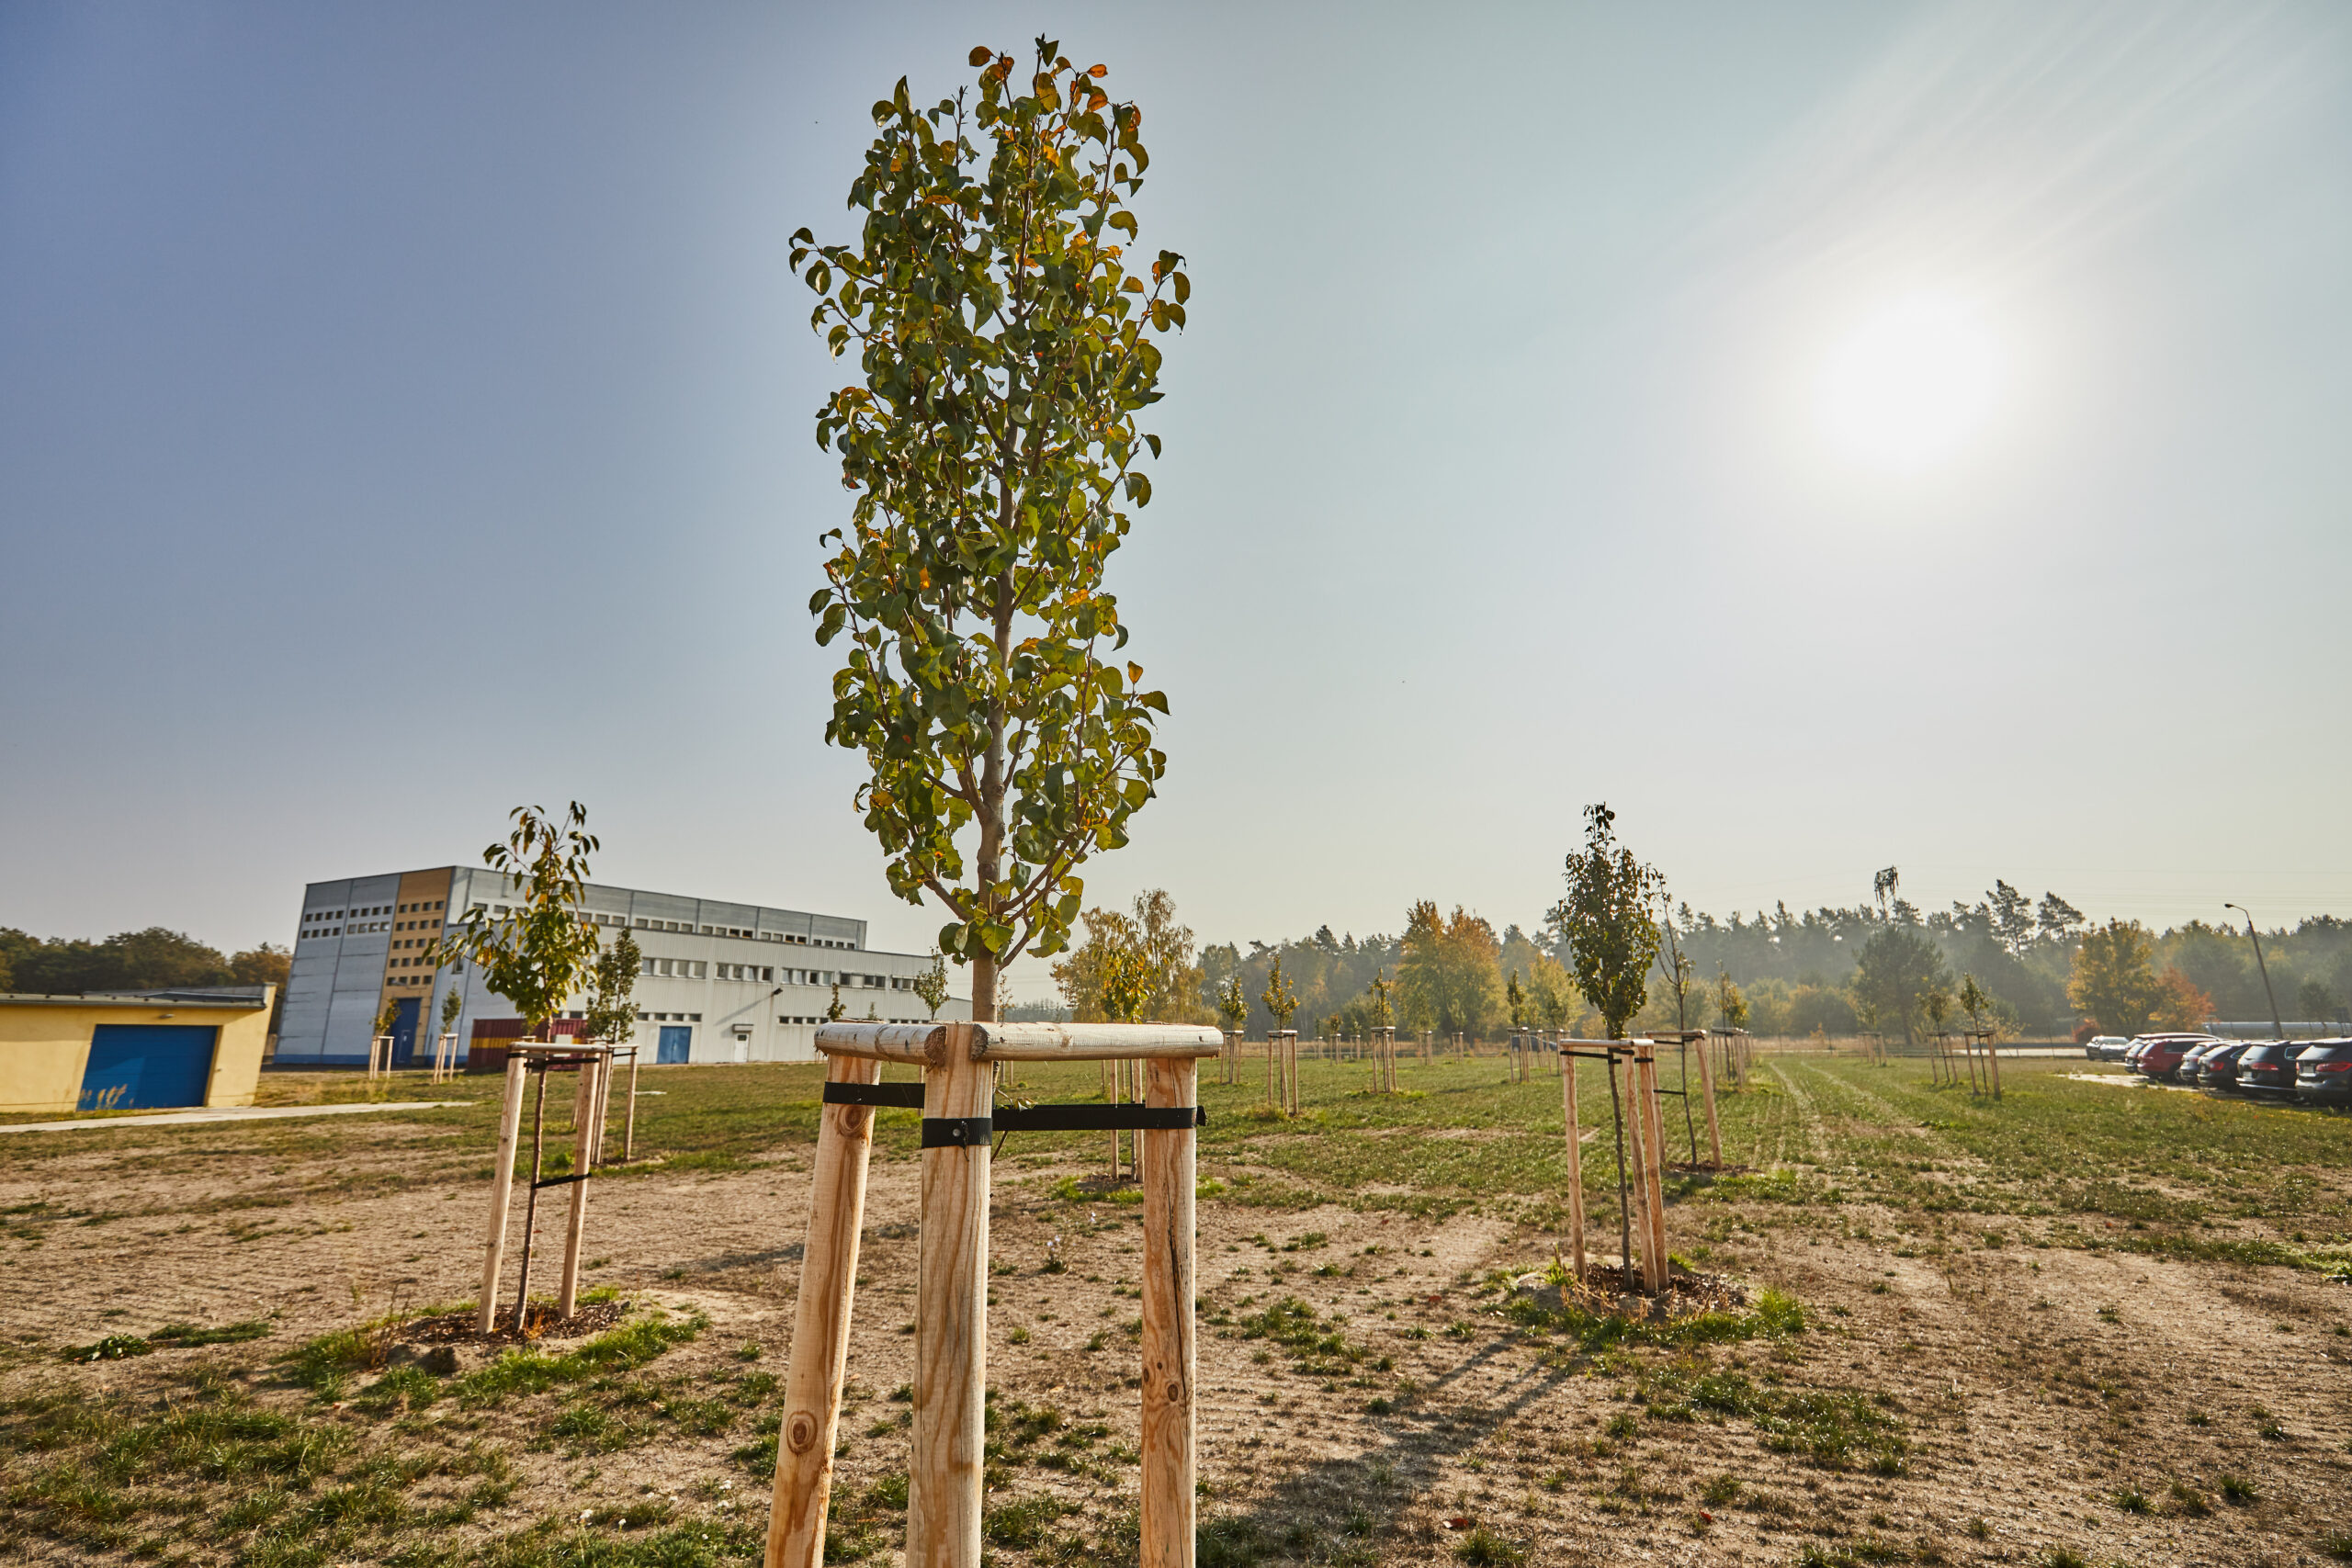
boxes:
[769,1021,1222,1568]
[477,1043,617,1336]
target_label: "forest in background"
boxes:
[1047,876,2352,1043]
[0,927,290,995]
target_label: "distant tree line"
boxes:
[0,926,289,996]
[1046,874,2352,1043]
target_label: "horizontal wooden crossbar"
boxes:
[815,1020,1225,1065]
[821,1081,1208,1137]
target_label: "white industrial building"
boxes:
[275,863,965,1068]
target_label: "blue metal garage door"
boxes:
[656,1026,692,1065]
[80,1024,219,1111]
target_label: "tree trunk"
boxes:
[971,951,997,1024]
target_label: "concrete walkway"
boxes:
[0,1101,467,1134]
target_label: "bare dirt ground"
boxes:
[3,1056,2349,1567]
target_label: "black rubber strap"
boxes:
[823,1081,927,1110]
[995,1104,1205,1132]
[530,1172,591,1190]
[922,1116,993,1147]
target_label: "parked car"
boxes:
[2178,1040,2233,1077]
[2234,1041,2313,1098]
[2194,1041,2253,1092]
[2291,1039,2352,1107]
[2134,1034,2222,1083]
[2122,1036,2158,1072]
[2084,1035,2131,1061]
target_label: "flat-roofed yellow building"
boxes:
[0,987,275,1114]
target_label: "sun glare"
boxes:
[1813,292,2007,473]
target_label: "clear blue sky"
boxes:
[5,2,2346,1001]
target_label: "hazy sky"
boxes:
[6,2,2347,1002]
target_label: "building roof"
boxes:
[0,987,273,1010]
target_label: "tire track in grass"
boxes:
[1765,1059,1833,1166]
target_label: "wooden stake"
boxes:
[909,1031,990,1568]
[1986,1033,2002,1100]
[557,1054,601,1319]
[476,1056,527,1334]
[513,1064,550,1331]
[1695,1026,1722,1168]
[765,1053,881,1568]
[623,1048,639,1163]
[1139,1057,1197,1568]
[1619,1048,1647,1290]
[1637,1046,1670,1293]
[1563,1048,1586,1279]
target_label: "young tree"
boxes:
[1216,975,1248,1035]
[914,948,951,1020]
[439,985,463,1042]
[582,929,643,1045]
[1505,969,1526,1031]
[1713,968,1750,1032]
[1261,953,1297,1034]
[826,982,847,1023]
[795,40,1189,1021]
[1546,804,1665,1039]
[429,804,603,1043]
[1654,920,1697,1032]
[373,997,401,1042]
[2067,919,2160,1038]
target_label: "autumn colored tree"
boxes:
[1396,901,1505,1037]
[2067,919,2162,1039]
[2151,966,2214,1032]
[1545,804,1666,1040]
[1216,975,1248,1035]
[1050,888,1204,1022]
[796,40,1189,1021]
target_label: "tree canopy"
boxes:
[1547,804,1665,1039]
[796,39,1188,1020]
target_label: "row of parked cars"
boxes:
[2084,1032,2352,1106]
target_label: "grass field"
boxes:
[3,1047,2347,1566]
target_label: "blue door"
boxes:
[656,1026,692,1065]
[390,997,421,1066]
[80,1024,219,1111]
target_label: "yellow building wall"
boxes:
[0,991,274,1114]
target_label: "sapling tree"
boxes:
[373,998,400,1042]
[1506,970,1526,1031]
[1216,975,1247,1035]
[914,948,951,1020]
[428,804,603,1043]
[1096,945,1151,1023]
[582,929,642,1045]
[796,39,1189,1021]
[827,983,847,1023]
[438,986,463,1043]
[1261,954,1297,1035]
[1546,804,1666,1039]
[1713,968,1749,1032]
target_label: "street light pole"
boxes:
[2223,904,2289,1041]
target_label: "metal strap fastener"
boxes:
[822,1082,926,1110]
[922,1116,993,1148]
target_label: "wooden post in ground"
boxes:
[1139,1056,1197,1568]
[1262,1032,1274,1111]
[1695,1026,1722,1168]
[1609,1046,1637,1293]
[512,1063,551,1330]
[476,1055,528,1334]
[909,1029,990,1567]
[1563,1048,1586,1279]
[557,1050,603,1319]
[765,1052,881,1568]
[1636,1043,1669,1292]
[623,1048,640,1162]
[1623,1046,1648,1290]
[1985,1032,2002,1100]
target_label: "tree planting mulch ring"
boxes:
[401,1300,627,1347]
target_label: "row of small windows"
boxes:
[577,909,854,948]
[636,1010,703,1022]
[303,899,439,927]
[632,957,910,990]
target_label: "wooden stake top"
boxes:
[815,1021,1224,1066]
